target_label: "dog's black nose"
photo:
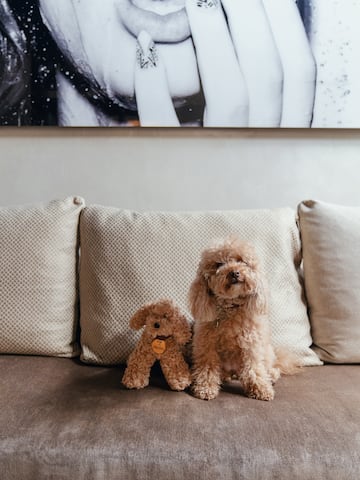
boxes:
[230,271,241,284]
[154,322,161,329]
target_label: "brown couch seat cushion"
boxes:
[0,356,359,480]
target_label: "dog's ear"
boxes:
[188,271,217,323]
[171,309,192,345]
[129,305,151,330]
[249,276,268,316]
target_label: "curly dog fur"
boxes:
[189,237,298,401]
[122,299,192,391]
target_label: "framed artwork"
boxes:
[1,0,359,128]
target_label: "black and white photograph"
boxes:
[1,0,360,127]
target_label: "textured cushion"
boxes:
[0,196,84,357]
[298,199,360,363]
[79,206,321,366]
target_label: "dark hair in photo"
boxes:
[2,0,139,125]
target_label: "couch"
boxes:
[1,197,359,480]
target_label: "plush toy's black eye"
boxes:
[154,322,161,329]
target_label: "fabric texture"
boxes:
[298,199,360,363]
[0,355,359,480]
[79,206,321,366]
[0,197,84,357]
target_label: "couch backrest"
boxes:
[1,197,359,366]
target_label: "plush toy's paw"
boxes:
[122,370,149,390]
[123,378,149,390]
[168,375,192,392]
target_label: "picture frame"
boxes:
[1,0,359,128]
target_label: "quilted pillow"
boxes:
[0,196,84,357]
[298,199,360,363]
[79,205,321,366]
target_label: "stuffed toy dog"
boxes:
[122,299,192,391]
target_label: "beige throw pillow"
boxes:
[298,199,360,363]
[0,197,84,357]
[79,206,321,366]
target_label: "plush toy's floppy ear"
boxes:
[129,305,151,330]
[188,270,217,323]
[171,309,192,346]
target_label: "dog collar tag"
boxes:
[152,338,166,355]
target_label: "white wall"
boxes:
[1,128,360,210]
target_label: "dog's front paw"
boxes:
[192,383,220,400]
[246,382,275,401]
[269,367,281,384]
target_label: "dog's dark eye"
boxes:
[215,262,224,269]
[236,257,248,266]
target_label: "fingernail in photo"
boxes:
[196,0,219,8]
[136,31,158,69]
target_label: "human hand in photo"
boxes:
[37,0,316,127]
[133,0,249,127]
[135,0,316,127]
[135,31,180,126]
[185,0,316,127]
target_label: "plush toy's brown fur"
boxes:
[122,299,192,391]
[189,237,299,401]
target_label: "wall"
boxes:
[0,128,359,210]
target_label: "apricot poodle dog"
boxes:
[122,299,192,391]
[189,237,298,401]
